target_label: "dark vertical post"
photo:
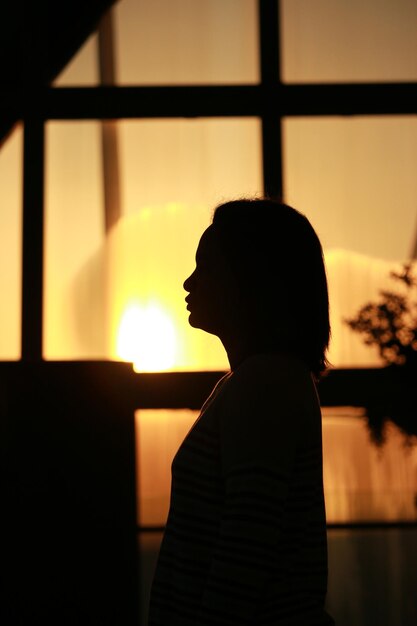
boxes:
[21,117,45,361]
[259,0,283,199]
[21,0,46,361]
[98,8,121,233]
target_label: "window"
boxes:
[0,125,22,359]
[9,0,417,529]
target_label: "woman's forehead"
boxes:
[196,225,220,259]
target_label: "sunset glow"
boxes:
[116,301,177,372]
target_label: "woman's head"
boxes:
[184,198,331,379]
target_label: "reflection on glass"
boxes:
[281,0,417,83]
[0,126,22,359]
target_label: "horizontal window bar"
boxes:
[3,83,417,120]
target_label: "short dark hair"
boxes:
[212,198,331,379]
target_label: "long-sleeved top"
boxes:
[148,352,335,625]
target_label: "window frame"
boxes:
[18,0,417,405]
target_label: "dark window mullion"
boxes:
[44,83,417,119]
[21,2,46,362]
[22,116,44,361]
[259,0,283,199]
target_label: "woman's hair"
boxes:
[211,198,331,380]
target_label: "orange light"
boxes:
[116,301,177,372]
[106,204,228,373]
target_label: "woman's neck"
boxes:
[222,332,279,371]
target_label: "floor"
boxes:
[137,525,417,626]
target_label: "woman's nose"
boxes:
[183,272,193,291]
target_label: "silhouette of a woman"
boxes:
[148,198,335,626]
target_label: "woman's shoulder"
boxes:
[218,352,320,441]
[219,352,316,411]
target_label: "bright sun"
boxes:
[116,302,177,372]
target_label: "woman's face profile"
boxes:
[183,225,239,339]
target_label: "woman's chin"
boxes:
[187,312,208,333]
[188,314,201,330]
[188,316,220,339]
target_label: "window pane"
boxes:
[55,0,259,86]
[136,409,198,526]
[283,115,417,366]
[45,121,105,359]
[119,118,261,213]
[322,410,417,523]
[281,0,417,83]
[53,33,99,86]
[110,118,262,371]
[45,118,262,369]
[114,0,259,85]
[137,407,417,527]
[0,126,22,359]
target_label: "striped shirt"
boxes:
[148,353,335,625]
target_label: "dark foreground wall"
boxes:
[1,361,139,626]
